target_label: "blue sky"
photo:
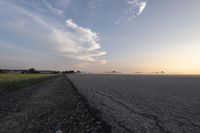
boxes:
[0,0,200,74]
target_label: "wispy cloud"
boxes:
[66,19,106,62]
[116,0,147,24]
[0,1,106,69]
[127,0,147,15]
[138,2,147,15]
[42,0,64,16]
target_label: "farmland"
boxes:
[0,73,59,94]
[68,74,200,133]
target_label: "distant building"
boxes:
[161,71,165,74]
[135,72,143,74]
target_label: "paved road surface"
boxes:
[68,74,200,133]
[0,75,111,133]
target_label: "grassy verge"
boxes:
[0,74,60,94]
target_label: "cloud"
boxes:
[43,0,64,16]
[66,19,78,29]
[126,0,147,15]
[116,0,147,24]
[136,1,147,15]
[0,1,106,69]
[66,19,103,52]
[17,0,70,17]
[64,19,107,62]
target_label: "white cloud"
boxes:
[116,0,147,24]
[66,19,102,52]
[66,19,78,29]
[65,19,106,61]
[137,1,147,15]
[126,0,147,15]
[0,1,106,68]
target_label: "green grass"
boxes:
[0,73,59,94]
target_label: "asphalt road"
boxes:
[0,75,111,133]
[68,74,200,133]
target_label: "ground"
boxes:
[0,75,111,133]
[1,74,200,133]
[68,74,200,133]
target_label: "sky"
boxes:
[0,0,200,74]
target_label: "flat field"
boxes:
[0,73,58,93]
[68,74,200,133]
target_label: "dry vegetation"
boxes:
[0,74,59,94]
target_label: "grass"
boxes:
[0,73,59,94]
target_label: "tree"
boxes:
[77,71,81,73]
[0,69,4,73]
[28,68,39,74]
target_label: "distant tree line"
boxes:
[21,68,40,74]
[0,70,4,73]
[0,68,60,74]
[0,68,81,74]
[63,70,81,74]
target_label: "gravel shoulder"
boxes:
[0,75,111,133]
